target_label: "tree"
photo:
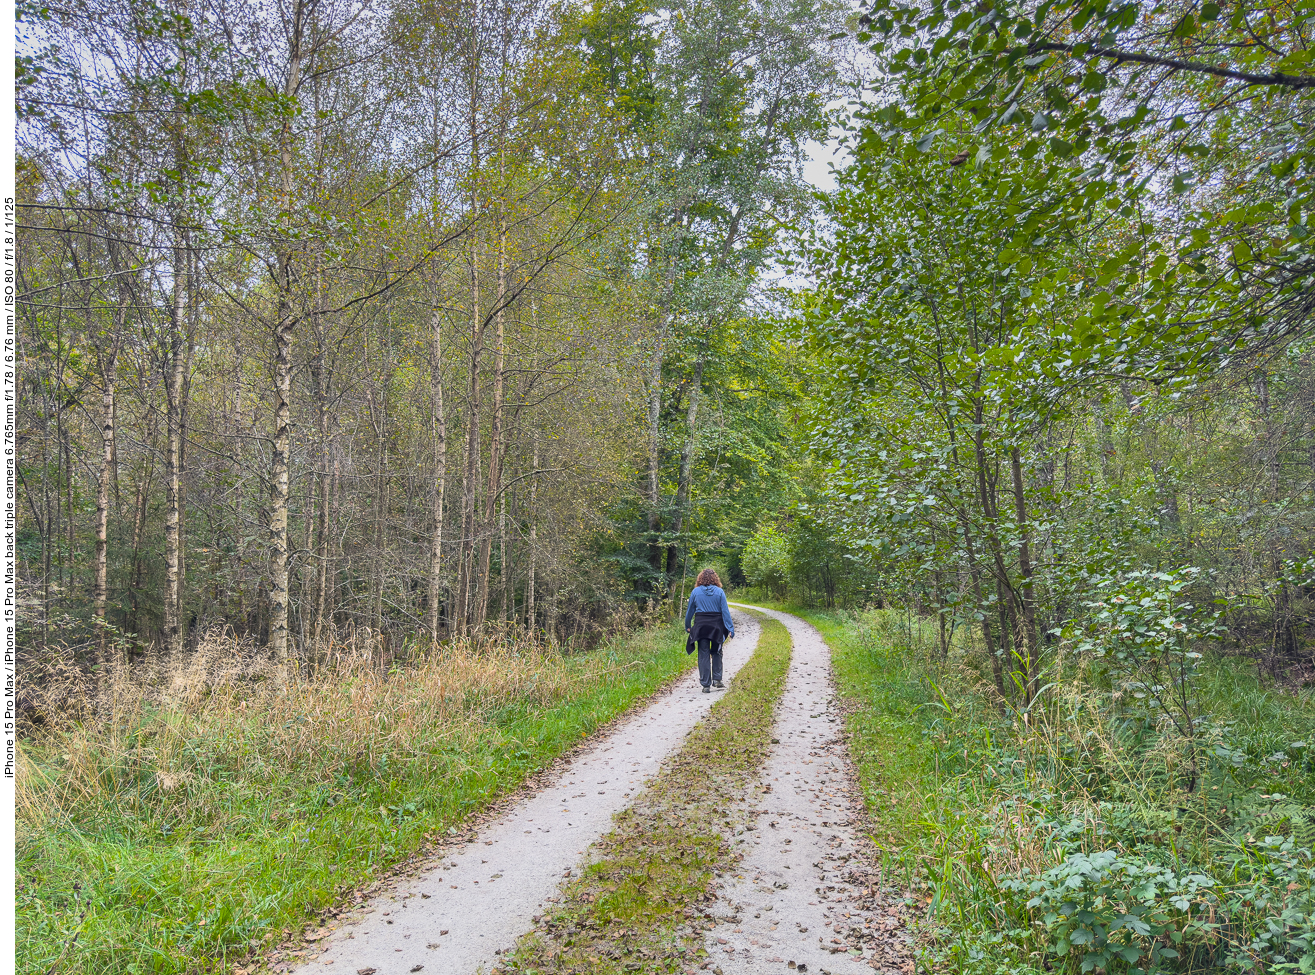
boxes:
[742,523,790,598]
[579,0,854,601]
[856,0,1315,379]
[803,112,1116,700]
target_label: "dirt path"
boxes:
[702,605,913,975]
[280,611,762,975]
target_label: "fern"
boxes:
[1230,800,1315,849]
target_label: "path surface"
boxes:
[702,605,912,975]
[282,611,762,975]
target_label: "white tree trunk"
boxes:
[427,303,448,644]
[163,243,187,656]
[268,2,306,669]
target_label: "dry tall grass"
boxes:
[17,625,637,835]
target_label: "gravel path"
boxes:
[702,605,913,975]
[281,611,762,975]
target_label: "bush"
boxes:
[1003,850,1218,972]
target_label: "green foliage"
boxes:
[741,523,790,598]
[1066,568,1224,790]
[798,604,1315,975]
[576,0,661,135]
[785,513,874,608]
[1002,851,1218,973]
[855,0,1315,373]
[1234,801,1315,849]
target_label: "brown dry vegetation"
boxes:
[16,622,692,975]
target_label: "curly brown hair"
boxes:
[695,568,722,588]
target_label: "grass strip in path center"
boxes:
[502,612,793,975]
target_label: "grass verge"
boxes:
[16,624,695,975]
[768,603,1315,975]
[503,611,792,975]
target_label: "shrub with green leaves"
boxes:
[1067,568,1223,792]
[1003,850,1217,973]
[1215,837,1315,973]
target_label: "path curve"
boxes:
[703,605,913,975]
[281,610,762,975]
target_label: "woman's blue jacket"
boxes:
[684,585,734,637]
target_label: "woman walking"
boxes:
[684,568,734,693]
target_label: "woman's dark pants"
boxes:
[697,638,723,687]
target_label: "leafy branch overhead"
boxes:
[853,0,1315,377]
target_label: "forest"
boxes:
[14,0,846,661]
[16,0,1315,972]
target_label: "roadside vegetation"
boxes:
[15,623,692,975]
[719,4,1315,973]
[505,612,792,975]
[751,601,1315,975]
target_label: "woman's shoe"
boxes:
[712,680,724,688]
[702,686,711,693]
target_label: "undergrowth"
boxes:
[503,611,792,975]
[16,622,694,975]
[782,604,1315,975]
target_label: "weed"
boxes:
[791,604,1315,975]
[16,623,694,975]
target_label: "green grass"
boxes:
[504,611,793,975]
[16,624,696,975]
[764,602,1315,975]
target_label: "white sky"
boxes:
[802,137,845,192]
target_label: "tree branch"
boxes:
[1029,41,1315,88]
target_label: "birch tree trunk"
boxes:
[128,443,153,639]
[311,279,332,648]
[163,241,187,656]
[455,6,483,634]
[268,0,307,669]
[499,488,508,622]
[458,244,483,635]
[476,204,507,631]
[93,306,123,661]
[270,307,294,665]
[427,302,448,645]
[178,247,197,596]
[526,436,537,634]
[370,386,388,635]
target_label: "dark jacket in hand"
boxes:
[684,585,733,654]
